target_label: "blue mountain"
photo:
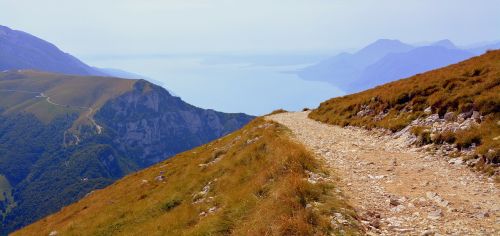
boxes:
[298,39,414,89]
[0,25,104,76]
[299,39,495,93]
[349,46,473,92]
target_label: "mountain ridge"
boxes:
[0,69,253,234]
[0,25,104,76]
[299,39,499,93]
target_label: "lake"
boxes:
[84,54,344,116]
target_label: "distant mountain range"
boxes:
[0,25,105,76]
[298,39,500,93]
[0,25,161,85]
[0,26,253,234]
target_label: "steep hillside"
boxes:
[0,25,104,76]
[310,50,499,174]
[14,118,360,236]
[0,71,253,234]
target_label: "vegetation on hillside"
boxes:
[0,113,140,234]
[14,118,361,235]
[0,70,135,124]
[0,70,253,234]
[310,50,499,173]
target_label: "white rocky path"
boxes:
[267,111,499,235]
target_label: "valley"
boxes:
[1,4,499,234]
[0,70,253,234]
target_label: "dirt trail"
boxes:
[268,112,499,235]
[0,89,102,134]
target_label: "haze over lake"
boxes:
[84,54,344,115]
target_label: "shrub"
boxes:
[161,198,182,212]
[411,126,431,145]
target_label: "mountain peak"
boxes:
[366,39,408,48]
[357,39,414,56]
[432,39,457,49]
[0,25,11,36]
[0,25,105,76]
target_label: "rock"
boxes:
[427,209,443,220]
[391,205,406,212]
[154,175,165,182]
[475,211,490,218]
[357,105,375,117]
[471,111,480,121]
[448,157,463,166]
[430,133,438,142]
[208,206,217,213]
[465,157,480,166]
[424,107,432,114]
[427,114,440,123]
[386,217,403,227]
[444,112,455,121]
[370,218,381,228]
[390,198,401,206]
[393,228,413,233]
[459,110,473,119]
[426,192,449,207]
[368,174,385,180]
[333,212,349,225]
[420,230,435,236]
[49,231,58,236]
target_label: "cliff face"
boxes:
[96,80,254,166]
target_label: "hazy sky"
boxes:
[1,0,499,56]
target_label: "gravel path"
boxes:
[267,111,499,235]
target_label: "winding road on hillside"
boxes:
[267,112,499,235]
[0,89,102,134]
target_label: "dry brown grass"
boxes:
[266,109,288,116]
[310,50,499,171]
[13,118,361,236]
[0,70,135,123]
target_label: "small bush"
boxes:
[434,131,457,144]
[267,109,288,116]
[161,198,182,212]
[455,128,482,149]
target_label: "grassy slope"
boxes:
[0,175,11,201]
[0,70,136,123]
[0,174,14,220]
[14,118,361,236]
[310,50,499,170]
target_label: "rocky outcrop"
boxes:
[96,80,254,166]
[392,110,485,165]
